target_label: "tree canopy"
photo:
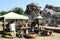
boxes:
[0,7,24,16]
[0,11,7,16]
[9,7,24,15]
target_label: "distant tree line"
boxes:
[0,7,24,16]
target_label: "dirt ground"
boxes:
[0,33,60,40]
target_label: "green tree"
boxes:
[10,7,24,15]
[0,11,7,15]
